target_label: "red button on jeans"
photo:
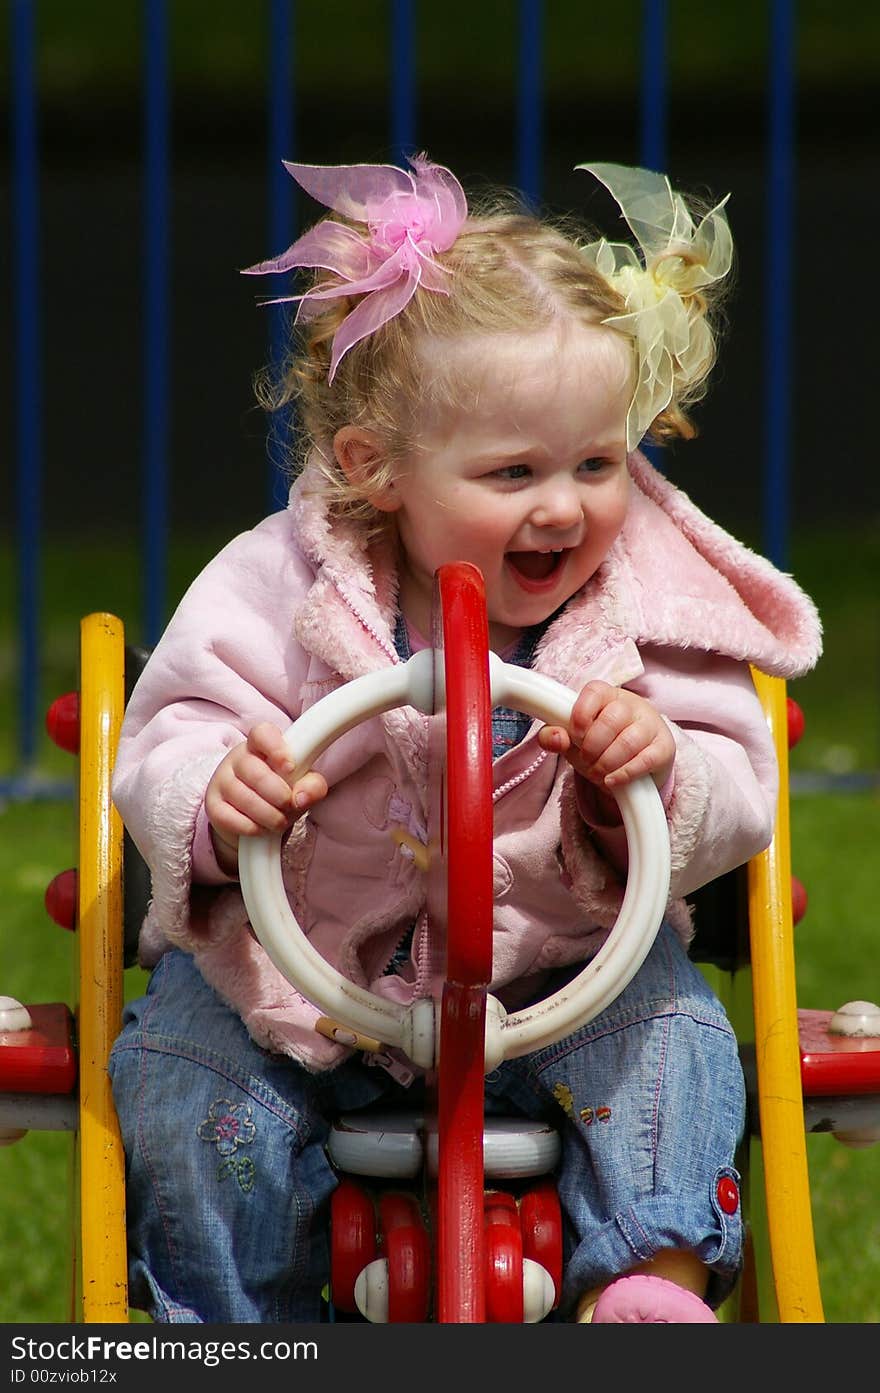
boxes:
[717,1177,739,1214]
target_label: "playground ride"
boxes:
[1,564,879,1322]
[238,563,669,1323]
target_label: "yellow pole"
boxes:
[76,613,129,1321]
[747,669,823,1322]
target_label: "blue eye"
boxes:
[579,458,607,474]
[495,463,532,481]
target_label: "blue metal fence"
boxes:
[4,0,797,798]
[142,0,171,649]
[10,0,42,777]
[764,0,796,575]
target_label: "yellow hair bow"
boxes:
[576,162,733,452]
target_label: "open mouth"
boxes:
[505,548,567,589]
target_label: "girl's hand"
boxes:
[204,722,328,874]
[538,681,675,791]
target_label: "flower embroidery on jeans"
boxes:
[197,1098,257,1192]
[552,1082,575,1119]
[218,1155,255,1193]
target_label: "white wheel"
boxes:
[238,651,670,1071]
[482,655,670,1068]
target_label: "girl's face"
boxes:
[371,323,632,651]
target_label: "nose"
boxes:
[529,475,584,531]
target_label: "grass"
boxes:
[791,793,880,1325]
[0,800,148,1326]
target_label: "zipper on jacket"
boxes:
[493,747,550,804]
[380,907,436,989]
[411,908,439,998]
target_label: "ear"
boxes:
[333,426,401,512]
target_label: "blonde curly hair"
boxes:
[256,191,728,531]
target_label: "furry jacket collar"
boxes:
[287,447,821,687]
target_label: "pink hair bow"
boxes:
[242,153,469,380]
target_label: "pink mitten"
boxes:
[593,1274,718,1323]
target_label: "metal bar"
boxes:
[0,1095,79,1132]
[390,0,416,163]
[638,0,668,470]
[142,0,170,645]
[76,613,128,1322]
[11,0,42,769]
[266,0,296,512]
[640,0,668,173]
[0,776,74,802]
[516,0,542,206]
[747,669,824,1322]
[763,0,795,568]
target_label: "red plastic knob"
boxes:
[786,697,805,750]
[46,692,80,754]
[44,869,78,930]
[791,875,808,925]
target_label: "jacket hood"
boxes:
[613,452,822,678]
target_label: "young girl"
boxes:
[109,154,821,1324]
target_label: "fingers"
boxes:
[595,730,674,789]
[246,724,328,811]
[568,682,618,744]
[290,768,329,813]
[246,721,296,778]
[555,683,675,790]
[206,753,292,841]
[538,725,572,756]
[206,724,328,844]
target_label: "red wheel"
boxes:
[483,1192,524,1323]
[378,1193,431,1322]
[519,1181,563,1308]
[330,1178,377,1313]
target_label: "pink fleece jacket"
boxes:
[112,450,821,1071]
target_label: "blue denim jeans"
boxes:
[108,926,745,1323]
